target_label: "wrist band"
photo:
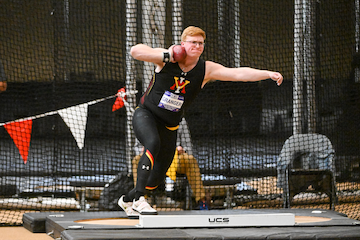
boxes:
[163,52,171,63]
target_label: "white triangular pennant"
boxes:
[58,104,88,149]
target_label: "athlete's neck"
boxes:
[178,58,199,73]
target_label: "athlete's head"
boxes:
[181,26,206,42]
[181,26,206,57]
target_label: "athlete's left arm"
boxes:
[203,61,283,87]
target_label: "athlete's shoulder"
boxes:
[203,61,224,83]
[205,60,223,69]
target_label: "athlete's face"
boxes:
[181,35,204,58]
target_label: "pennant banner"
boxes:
[114,89,138,114]
[112,87,126,111]
[4,120,33,164]
[0,88,138,163]
[58,103,89,149]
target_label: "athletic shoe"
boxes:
[132,196,158,215]
[118,195,140,219]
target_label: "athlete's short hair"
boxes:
[181,26,206,42]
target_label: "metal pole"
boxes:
[293,0,317,134]
[172,0,183,44]
[356,0,360,53]
[355,0,360,82]
[142,0,166,90]
[304,0,316,133]
[63,0,69,81]
[217,0,226,65]
[125,0,138,174]
[293,0,304,134]
[234,0,241,68]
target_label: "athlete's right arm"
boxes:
[130,44,175,68]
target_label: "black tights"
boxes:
[125,107,177,201]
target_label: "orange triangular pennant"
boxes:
[112,88,126,111]
[4,119,33,164]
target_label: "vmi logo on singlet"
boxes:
[170,76,190,94]
[158,75,189,112]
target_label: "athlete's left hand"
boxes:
[269,72,283,86]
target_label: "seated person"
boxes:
[132,146,209,209]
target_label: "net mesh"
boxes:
[0,0,359,225]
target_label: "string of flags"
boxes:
[0,87,136,164]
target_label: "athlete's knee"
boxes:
[144,137,161,156]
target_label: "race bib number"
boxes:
[158,91,184,112]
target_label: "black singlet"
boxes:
[140,59,205,127]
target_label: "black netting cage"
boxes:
[0,0,359,226]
